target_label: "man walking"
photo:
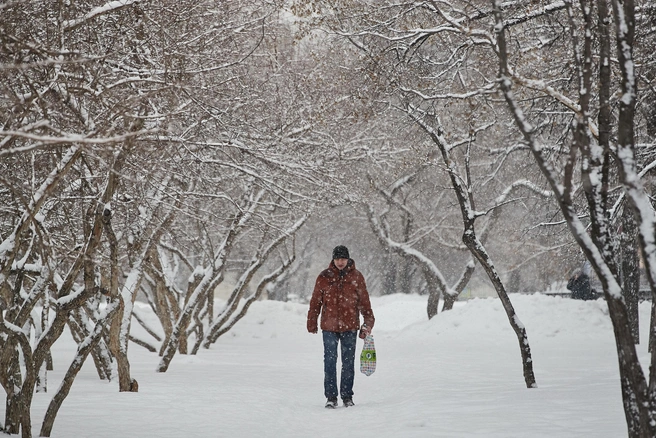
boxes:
[307,245,375,408]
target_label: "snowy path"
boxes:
[19,293,640,437]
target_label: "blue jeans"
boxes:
[322,330,357,400]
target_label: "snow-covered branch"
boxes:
[0,129,158,150]
[63,0,144,32]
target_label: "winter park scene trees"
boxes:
[1,0,655,437]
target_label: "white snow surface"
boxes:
[10,293,645,437]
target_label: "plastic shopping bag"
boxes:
[360,334,376,376]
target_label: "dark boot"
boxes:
[325,398,338,409]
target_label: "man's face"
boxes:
[334,258,348,270]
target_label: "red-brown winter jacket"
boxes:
[307,259,375,333]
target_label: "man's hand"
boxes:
[359,324,371,339]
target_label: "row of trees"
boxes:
[302,0,655,435]
[0,1,349,436]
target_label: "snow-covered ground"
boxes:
[12,293,644,437]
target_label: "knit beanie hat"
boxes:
[332,245,350,260]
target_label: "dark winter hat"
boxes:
[332,245,350,260]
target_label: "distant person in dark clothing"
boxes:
[567,261,595,300]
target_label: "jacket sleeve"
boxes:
[307,275,323,333]
[357,273,375,330]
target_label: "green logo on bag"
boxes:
[360,350,376,361]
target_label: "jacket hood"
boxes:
[582,261,591,276]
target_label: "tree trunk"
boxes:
[108,298,133,391]
[36,362,47,394]
[34,311,48,394]
[4,349,22,435]
[68,310,112,380]
[462,231,537,388]
[158,283,211,371]
[4,327,37,438]
[207,288,214,326]
[443,261,475,311]
[383,250,397,295]
[425,270,441,319]
[4,391,20,434]
[178,331,188,355]
[177,273,202,356]
[40,300,120,437]
[620,207,640,343]
[104,207,134,392]
[605,290,652,437]
[190,315,205,355]
[146,253,175,356]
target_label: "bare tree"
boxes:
[364,171,475,318]
[0,147,125,436]
[302,0,546,388]
[490,0,656,433]
[1,0,332,434]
